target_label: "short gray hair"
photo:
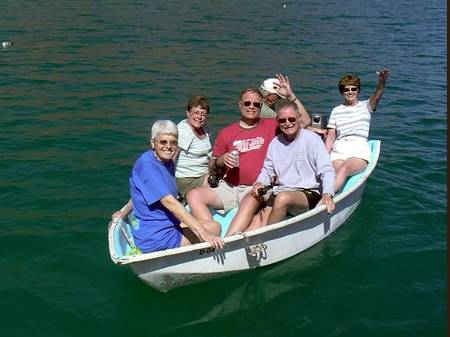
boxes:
[150,120,178,140]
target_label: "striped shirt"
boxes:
[327,99,373,140]
[175,119,212,178]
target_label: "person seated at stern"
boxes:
[259,74,311,126]
[187,88,279,226]
[176,95,212,200]
[226,99,336,236]
[325,69,390,192]
[128,120,224,253]
[259,74,326,137]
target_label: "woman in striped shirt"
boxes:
[325,70,390,192]
[175,95,212,199]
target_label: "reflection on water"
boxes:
[125,220,360,334]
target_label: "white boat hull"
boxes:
[109,140,380,292]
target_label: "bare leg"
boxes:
[180,227,200,245]
[179,219,222,246]
[334,158,368,192]
[225,193,263,236]
[187,186,224,222]
[247,206,272,231]
[199,219,222,237]
[267,191,309,225]
[332,159,344,173]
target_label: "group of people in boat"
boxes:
[112,70,391,254]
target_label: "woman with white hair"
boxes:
[114,120,224,253]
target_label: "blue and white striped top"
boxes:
[175,119,212,178]
[327,99,373,140]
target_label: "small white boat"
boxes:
[108,140,381,292]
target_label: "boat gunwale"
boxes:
[109,140,381,265]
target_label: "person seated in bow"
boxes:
[112,95,212,217]
[114,119,224,253]
[225,99,335,236]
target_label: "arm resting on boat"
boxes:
[160,194,224,249]
[112,199,133,220]
[320,193,335,214]
[306,125,327,136]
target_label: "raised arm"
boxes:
[275,73,312,127]
[160,194,224,249]
[369,69,391,112]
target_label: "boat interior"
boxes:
[111,140,379,258]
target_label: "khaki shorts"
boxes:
[214,180,252,212]
[330,137,371,163]
[176,174,208,198]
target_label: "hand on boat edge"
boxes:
[112,210,126,220]
[320,194,335,214]
[209,236,225,250]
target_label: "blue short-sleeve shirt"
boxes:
[130,150,182,253]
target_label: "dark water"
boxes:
[0,1,446,336]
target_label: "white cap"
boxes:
[259,78,285,98]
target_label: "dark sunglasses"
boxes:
[243,101,261,108]
[277,117,297,124]
[156,139,178,146]
[343,87,358,93]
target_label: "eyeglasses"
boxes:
[343,87,358,93]
[155,139,178,146]
[190,110,208,118]
[243,101,261,108]
[277,117,297,124]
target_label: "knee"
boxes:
[241,193,261,207]
[186,187,204,205]
[336,164,350,176]
[272,193,291,208]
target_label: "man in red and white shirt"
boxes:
[187,88,278,223]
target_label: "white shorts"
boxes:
[214,180,252,212]
[330,137,371,163]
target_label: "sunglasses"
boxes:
[343,87,358,93]
[155,139,178,146]
[243,101,261,108]
[277,117,297,124]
